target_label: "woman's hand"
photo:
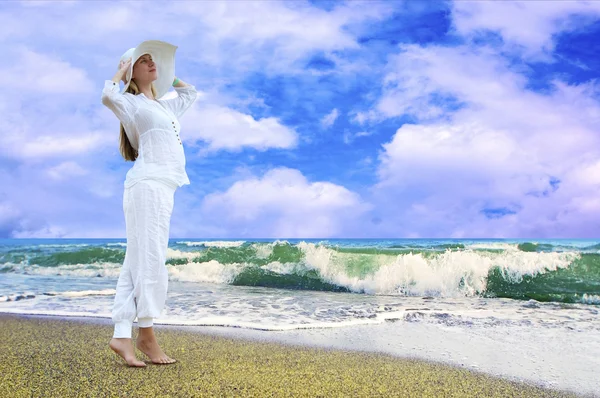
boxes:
[118,58,132,83]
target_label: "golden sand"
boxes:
[0,315,576,397]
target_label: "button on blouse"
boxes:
[101,80,198,189]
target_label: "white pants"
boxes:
[112,179,177,338]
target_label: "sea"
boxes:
[3,238,600,394]
[1,238,598,331]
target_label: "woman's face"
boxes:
[132,53,157,83]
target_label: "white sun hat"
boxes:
[118,39,178,99]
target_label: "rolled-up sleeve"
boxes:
[101,80,136,126]
[161,85,198,119]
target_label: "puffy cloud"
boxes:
[19,134,112,160]
[185,104,298,152]
[451,0,600,59]
[172,1,392,74]
[369,42,600,237]
[2,0,599,239]
[0,46,114,161]
[0,47,93,94]
[201,167,370,237]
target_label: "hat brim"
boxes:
[121,40,178,99]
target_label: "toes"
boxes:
[128,359,146,367]
[153,356,176,365]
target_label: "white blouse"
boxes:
[101,80,198,189]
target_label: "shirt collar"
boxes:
[139,92,159,102]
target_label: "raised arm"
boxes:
[101,58,136,126]
[173,76,190,88]
[160,76,198,119]
[111,59,129,84]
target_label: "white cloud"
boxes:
[46,161,88,181]
[173,1,392,74]
[375,44,600,151]
[0,46,115,161]
[0,163,128,238]
[374,122,553,227]
[452,1,600,59]
[1,1,392,84]
[186,104,298,152]
[321,108,339,128]
[21,133,112,159]
[368,42,600,237]
[0,47,93,94]
[2,0,598,239]
[201,167,370,237]
[343,130,373,145]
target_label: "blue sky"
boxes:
[1,0,600,238]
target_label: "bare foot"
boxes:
[109,338,146,367]
[136,329,176,364]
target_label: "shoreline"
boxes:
[3,311,598,396]
[0,313,590,397]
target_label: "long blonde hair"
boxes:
[119,80,157,161]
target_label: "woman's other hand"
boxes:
[119,58,132,83]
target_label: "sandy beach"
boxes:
[0,314,581,398]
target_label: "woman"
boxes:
[101,40,197,367]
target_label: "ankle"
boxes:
[138,327,155,339]
[110,337,132,345]
[137,333,156,343]
[138,331,155,339]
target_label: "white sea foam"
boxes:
[262,261,295,275]
[45,289,116,297]
[466,242,519,251]
[296,242,580,296]
[166,248,198,260]
[8,262,122,278]
[252,242,275,259]
[3,242,582,298]
[0,309,111,319]
[249,240,292,259]
[162,244,579,298]
[168,260,243,284]
[36,243,90,248]
[2,291,597,334]
[156,317,381,331]
[0,292,36,302]
[0,308,381,331]
[581,294,600,305]
[177,241,246,248]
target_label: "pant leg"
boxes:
[112,187,136,338]
[112,180,175,338]
[112,249,136,338]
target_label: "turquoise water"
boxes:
[1,238,599,304]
